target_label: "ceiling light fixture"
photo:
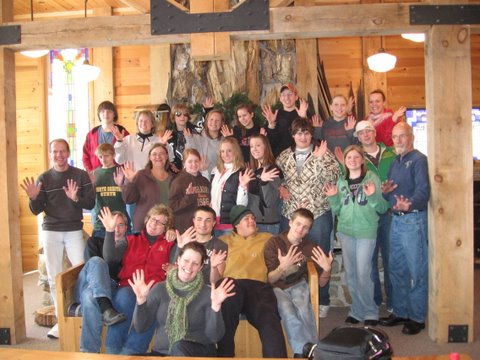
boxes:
[21,0,49,58]
[367,37,397,73]
[401,33,425,43]
[72,1,101,82]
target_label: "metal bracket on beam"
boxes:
[410,4,480,25]
[0,25,21,46]
[151,0,269,35]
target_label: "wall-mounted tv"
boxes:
[405,108,480,159]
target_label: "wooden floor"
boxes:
[0,348,473,360]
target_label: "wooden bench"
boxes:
[56,262,319,356]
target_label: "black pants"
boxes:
[217,279,287,358]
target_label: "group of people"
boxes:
[21,83,430,357]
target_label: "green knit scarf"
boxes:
[165,268,203,348]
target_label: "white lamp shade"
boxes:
[20,50,50,58]
[367,50,397,72]
[401,33,425,43]
[73,61,101,82]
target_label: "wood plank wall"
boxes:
[318,35,480,111]
[15,54,47,272]
[14,36,480,270]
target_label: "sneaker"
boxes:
[47,323,59,339]
[319,305,330,318]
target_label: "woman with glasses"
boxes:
[80,205,176,354]
[117,143,172,233]
[167,103,200,174]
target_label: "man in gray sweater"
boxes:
[21,138,95,339]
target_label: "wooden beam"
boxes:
[0,0,25,345]
[3,3,449,51]
[425,25,474,343]
[119,0,150,14]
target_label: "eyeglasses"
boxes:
[175,111,189,117]
[115,223,126,228]
[149,218,167,226]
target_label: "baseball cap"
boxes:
[354,120,375,137]
[280,82,298,95]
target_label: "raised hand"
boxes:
[277,246,303,273]
[311,114,323,128]
[185,182,195,195]
[344,115,356,131]
[393,194,412,212]
[347,96,355,115]
[220,125,233,137]
[262,104,278,129]
[295,98,308,118]
[184,128,192,138]
[363,181,377,196]
[210,249,227,270]
[111,125,125,141]
[260,167,280,182]
[63,179,79,201]
[313,140,328,158]
[128,269,155,305]
[121,161,138,182]
[259,127,266,136]
[278,184,291,200]
[88,171,97,185]
[98,206,118,232]
[239,168,255,189]
[323,182,338,197]
[211,278,236,312]
[113,167,125,186]
[159,129,173,144]
[165,229,177,242]
[21,176,41,200]
[312,247,333,272]
[334,146,345,165]
[162,262,177,273]
[381,179,397,194]
[203,96,215,109]
[200,156,209,171]
[393,106,406,122]
[176,226,196,248]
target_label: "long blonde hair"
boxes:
[216,137,244,173]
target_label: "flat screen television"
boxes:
[405,108,480,159]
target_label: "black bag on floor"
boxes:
[308,326,393,360]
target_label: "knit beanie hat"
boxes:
[230,205,253,226]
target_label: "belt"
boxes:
[390,209,422,216]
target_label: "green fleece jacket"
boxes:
[327,171,389,239]
[364,142,396,182]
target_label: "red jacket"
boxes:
[117,231,175,287]
[82,125,129,172]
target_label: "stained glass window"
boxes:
[48,48,91,168]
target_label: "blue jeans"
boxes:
[273,280,317,354]
[372,212,393,308]
[257,223,280,235]
[389,211,428,323]
[105,286,156,354]
[307,211,333,306]
[76,257,116,353]
[337,232,378,321]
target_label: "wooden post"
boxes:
[295,0,318,114]
[190,0,231,61]
[92,7,114,126]
[425,25,474,343]
[150,44,171,105]
[0,0,26,345]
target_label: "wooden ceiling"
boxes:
[13,0,151,19]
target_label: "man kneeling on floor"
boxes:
[264,208,333,358]
[217,205,287,358]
